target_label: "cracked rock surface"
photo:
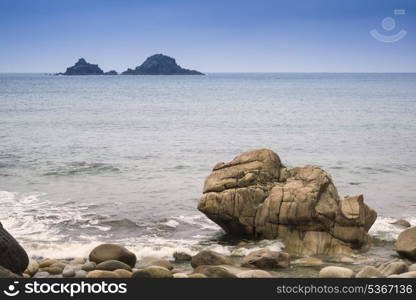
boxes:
[198,149,377,256]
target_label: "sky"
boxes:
[0,0,415,72]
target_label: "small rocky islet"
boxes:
[1,149,416,278]
[56,54,203,76]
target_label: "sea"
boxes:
[1,73,415,263]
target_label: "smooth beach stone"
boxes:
[136,256,173,270]
[81,261,96,272]
[291,257,323,267]
[377,260,409,277]
[191,250,232,268]
[69,257,86,265]
[96,260,132,271]
[319,266,354,278]
[173,273,189,278]
[24,259,39,276]
[89,243,136,267]
[74,270,87,278]
[113,269,132,278]
[173,251,192,262]
[237,270,272,278]
[170,268,185,274]
[409,264,416,272]
[0,266,21,278]
[355,266,384,278]
[23,273,30,278]
[242,249,289,269]
[188,273,207,278]
[391,219,411,228]
[39,259,61,268]
[132,266,173,278]
[86,270,120,278]
[395,227,416,260]
[192,265,244,278]
[62,264,81,278]
[32,271,50,278]
[387,271,416,278]
[46,262,66,275]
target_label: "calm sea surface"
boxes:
[1,73,415,259]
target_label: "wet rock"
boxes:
[89,244,136,267]
[395,227,416,260]
[292,257,323,267]
[74,270,87,278]
[136,256,173,270]
[391,219,411,228]
[0,266,20,278]
[242,249,289,269]
[192,265,239,278]
[191,250,232,268]
[237,270,272,278]
[62,265,80,278]
[188,273,207,278]
[46,263,66,275]
[0,222,29,274]
[377,260,409,277]
[319,266,354,278]
[114,269,132,278]
[81,261,96,272]
[96,260,132,271]
[173,251,192,262]
[388,271,416,278]
[355,266,384,278]
[86,270,119,278]
[409,264,416,272]
[132,266,173,278]
[39,259,61,268]
[173,273,189,278]
[197,149,377,256]
[24,259,39,276]
[32,271,49,278]
[69,258,86,265]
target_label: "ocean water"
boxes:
[1,73,416,260]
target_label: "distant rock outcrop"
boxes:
[104,70,118,75]
[60,58,104,75]
[197,149,377,256]
[122,54,203,75]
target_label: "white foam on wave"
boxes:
[369,216,415,241]
[0,190,111,243]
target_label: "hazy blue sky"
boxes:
[0,0,415,72]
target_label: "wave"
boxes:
[43,161,120,176]
[369,216,415,242]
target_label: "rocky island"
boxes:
[122,54,203,75]
[58,58,105,75]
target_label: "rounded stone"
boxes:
[89,244,136,267]
[86,270,119,278]
[132,266,173,278]
[237,270,272,278]
[96,260,132,271]
[319,266,354,278]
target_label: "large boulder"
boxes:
[395,227,416,260]
[241,249,289,269]
[0,222,29,274]
[89,244,136,267]
[198,149,377,256]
